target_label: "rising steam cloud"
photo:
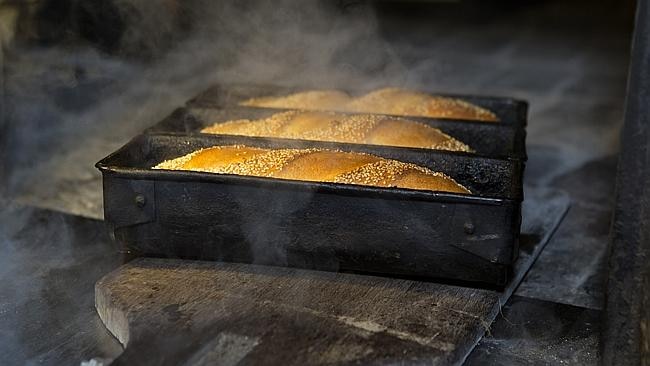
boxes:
[3,0,410,219]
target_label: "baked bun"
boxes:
[202,111,472,152]
[240,87,498,122]
[155,145,470,194]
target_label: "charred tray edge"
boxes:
[145,106,528,161]
[98,133,524,201]
[97,134,522,286]
[186,83,529,128]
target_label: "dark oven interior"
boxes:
[0,1,647,365]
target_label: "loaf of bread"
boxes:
[240,87,498,122]
[154,145,470,194]
[201,111,472,152]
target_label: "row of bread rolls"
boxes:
[154,145,470,194]
[201,110,473,152]
[240,87,498,122]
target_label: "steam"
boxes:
[0,3,408,361]
[3,0,622,218]
[0,200,124,364]
[3,0,411,219]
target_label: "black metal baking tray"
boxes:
[97,133,523,286]
[187,83,529,129]
[145,106,527,160]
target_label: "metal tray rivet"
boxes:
[135,194,146,208]
[464,222,475,234]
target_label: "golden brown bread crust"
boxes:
[201,111,473,152]
[154,145,470,194]
[345,88,498,122]
[240,87,498,122]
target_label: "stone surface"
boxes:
[0,202,123,365]
[466,296,601,366]
[516,156,616,310]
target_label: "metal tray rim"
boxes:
[96,132,523,202]
[96,162,512,207]
[96,134,515,206]
[146,107,528,161]
[185,105,527,129]
[187,83,529,126]
[144,131,521,164]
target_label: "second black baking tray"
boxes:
[187,83,529,129]
[146,106,527,160]
[97,133,523,286]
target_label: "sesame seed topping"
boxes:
[201,111,473,152]
[239,87,498,122]
[154,145,470,194]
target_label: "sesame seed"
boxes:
[154,145,470,194]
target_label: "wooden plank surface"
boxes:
[96,187,568,365]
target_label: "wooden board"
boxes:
[96,187,568,365]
